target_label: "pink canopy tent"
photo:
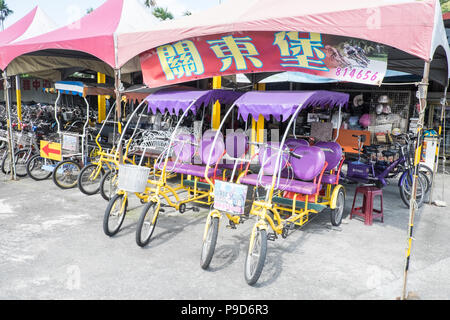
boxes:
[0,6,57,62]
[0,7,54,45]
[116,0,450,87]
[0,0,158,77]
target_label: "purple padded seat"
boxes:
[202,129,224,143]
[201,132,225,166]
[158,133,225,178]
[239,145,325,195]
[279,139,309,178]
[173,134,195,162]
[219,131,249,170]
[285,138,309,150]
[259,142,289,176]
[290,145,326,181]
[225,131,248,158]
[156,161,219,177]
[314,141,343,185]
[239,174,318,195]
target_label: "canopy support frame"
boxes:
[401,60,431,300]
[2,69,17,181]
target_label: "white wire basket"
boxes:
[117,164,151,193]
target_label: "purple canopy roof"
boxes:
[236,91,349,122]
[146,89,243,115]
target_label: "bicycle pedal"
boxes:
[192,207,200,213]
[267,233,277,241]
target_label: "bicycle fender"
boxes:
[330,185,345,210]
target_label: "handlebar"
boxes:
[289,150,303,159]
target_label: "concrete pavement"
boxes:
[0,172,449,300]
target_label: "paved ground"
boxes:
[1,170,450,300]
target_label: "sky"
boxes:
[4,0,226,29]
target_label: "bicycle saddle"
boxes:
[363,146,378,154]
[382,150,397,158]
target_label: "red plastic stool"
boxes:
[350,186,384,226]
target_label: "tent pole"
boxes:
[3,69,17,180]
[401,60,430,300]
[212,76,222,130]
[429,85,448,205]
[15,76,23,130]
[98,72,106,123]
[114,69,123,163]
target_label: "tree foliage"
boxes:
[0,0,13,31]
[442,0,450,13]
[152,6,174,21]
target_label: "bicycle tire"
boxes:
[135,201,160,247]
[103,193,128,237]
[100,170,119,201]
[52,160,82,189]
[419,164,433,194]
[200,216,220,270]
[1,150,12,175]
[244,227,267,286]
[330,188,345,226]
[26,155,54,181]
[77,164,104,196]
[399,171,425,208]
[14,149,34,178]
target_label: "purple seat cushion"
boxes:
[321,174,338,185]
[259,142,289,176]
[173,134,195,162]
[156,161,219,178]
[200,130,225,166]
[218,163,239,170]
[201,138,225,165]
[314,141,343,171]
[225,131,248,158]
[240,174,318,195]
[285,138,309,150]
[290,145,325,181]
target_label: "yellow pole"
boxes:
[15,76,22,130]
[251,83,266,156]
[212,76,221,130]
[97,72,106,123]
[256,83,266,143]
[251,116,257,156]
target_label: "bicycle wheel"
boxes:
[399,170,425,208]
[77,164,104,196]
[52,160,82,189]
[135,201,160,247]
[330,188,345,226]
[200,216,220,270]
[14,149,34,178]
[419,164,433,194]
[103,193,128,237]
[26,155,54,181]
[100,170,119,201]
[244,226,267,286]
[1,151,12,175]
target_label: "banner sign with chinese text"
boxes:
[140,31,388,88]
